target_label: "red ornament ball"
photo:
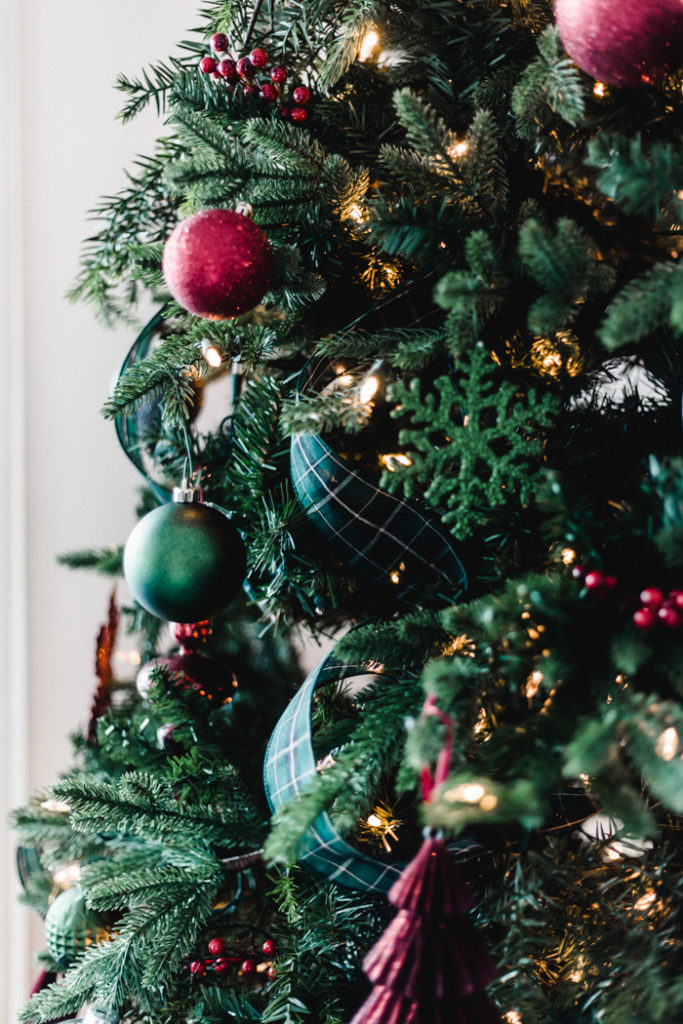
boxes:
[162,208,273,319]
[236,56,255,77]
[250,47,268,68]
[292,85,311,105]
[218,58,237,80]
[208,937,226,955]
[290,106,308,124]
[211,33,229,52]
[259,82,278,102]
[555,0,683,87]
[199,56,218,74]
[270,65,288,83]
[633,606,657,630]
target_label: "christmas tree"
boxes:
[13,1,683,1022]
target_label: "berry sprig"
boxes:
[571,564,618,595]
[633,587,683,630]
[188,935,278,981]
[198,37,312,124]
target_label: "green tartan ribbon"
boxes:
[264,639,404,893]
[114,308,173,504]
[290,360,467,604]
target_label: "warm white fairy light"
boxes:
[525,670,543,699]
[41,797,71,813]
[54,862,82,888]
[448,140,469,159]
[633,890,657,912]
[366,813,382,827]
[359,374,380,404]
[359,28,380,61]
[561,547,576,564]
[201,339,222,367]
[505,1012,522,1024]
[593,81,607,97]
[450,782,486,804]
[656,726,679,762]
[379,452,413,471]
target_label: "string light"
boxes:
[41,797,71,813]
[505,1012,523,1024]
[389,562,405,584]
[348,203,368,224]
[200,339,222,368]
[656,726,679,761]
[633,891,657,912]
[448,140,469,159]
[359,374,380,404]
[359,28,380,61]
[379,452,413,472]
[358,802,403,851]
[561,547,576,564]
[443,634,476,657]
[569,955,587,983]
[53,862,82,888]
[593,81,607,97]
[525,670,543,699]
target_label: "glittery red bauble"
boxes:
[162,208,273,320]
[555,0,683,86]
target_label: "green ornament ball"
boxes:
[45,886,110,965]
[123,500,246,623]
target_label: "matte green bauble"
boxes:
[123,500,246,623]
[45,886,110,965]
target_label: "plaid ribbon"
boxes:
[114,308,172,504]
[264,640,404,893]
[290,360,467,604]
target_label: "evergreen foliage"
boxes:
[16,0,683,1022]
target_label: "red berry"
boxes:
[278,105,291,119]
[290,106,308,123]
[211,33,230,52]
[658,605,683,628]
[633,606,657,629]
[292,85,311,105]
[250,48,268,68]
[259,82,278,102]
[603,574,617,589]
[267,965,278,979]
[218,58,237,80]
[584,571,606,590]
[211,71,222,79]
[190,960,205,975]
[199,56,218,74]
[571,564,585,580]
[671,590,683,609]
[214,958,230,974]
[640,587,664,608]
[241,958,257,975]
[270,65,288,83]
[236,56,255,77]
[208,937,225,955]
[243,83,257,96]
[262,938,277,956]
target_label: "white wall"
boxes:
[1,1,193,1017]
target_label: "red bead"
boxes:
[584,571,606,590]
[243,83,257,96]
[292,85,311,105]
[603,574,617,589]
[633,606,657,629]
[262,938,277,955]
[571,564,585,580]
[241,959,257,975]
[250,48,268,68]
[214,958,230,974]
[640,587,664,608]
[208,937,225,955]
[218,58,237,80]
[236,56,255,77]
[277,105,291,119]
[211,71,222,79]
[270,65,288,83]
[658,605,683,628]
[199,56,218,74]
[211,33,230,52]
[267,965,277,979]
[290,106,308,123]
[190,960,205,975]
[670,590,683,609]
[259,83,278,102]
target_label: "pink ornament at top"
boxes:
[555,0,683,87]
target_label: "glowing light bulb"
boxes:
[633,891,657,912]
[561,547,576,564]
[41,797,71,813]
[448,140,469,158]
[505,1012,523,1024]
[359,375,380,404]
[593,81,607,97]
[54,862,82,888]
[389,569,401,584]
[359,28,379,61]
[445,782,486,804]
[525,670,543,699]
[366,813,382,827]
[656,726,678,761]
[201,339,222,367]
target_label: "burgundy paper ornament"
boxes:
[350,834,500,1024]
[555,0,683,87]
[162,207,273,319]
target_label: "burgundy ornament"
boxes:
[259,82,278,102]
[162,208,273,319]
[136,621,239,705]
[555,0,683,87]
[350,834,500,1024]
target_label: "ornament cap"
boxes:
[234,201,254,219]
[173,477,200,503]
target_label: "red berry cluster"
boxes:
[633,587,683,630]
[571,565,618,594]
[199,35,312,123]
[189,935,277,981]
